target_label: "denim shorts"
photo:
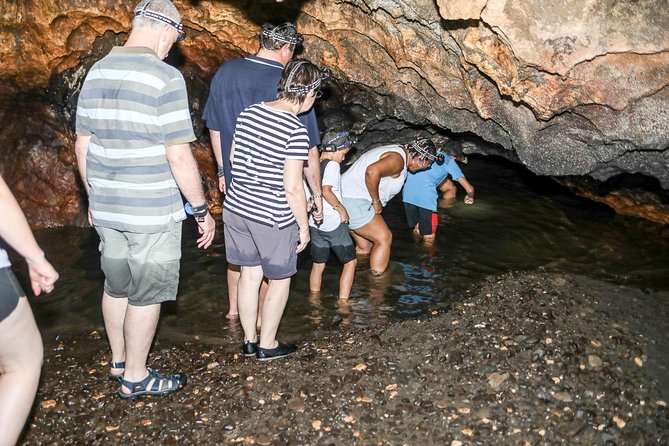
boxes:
[223,211,299,280]
[96,224,182,306]
[341,197,376,230]
[310,222,356,264]
[0,267,24,323]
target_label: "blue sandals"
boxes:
[117,367,186,400]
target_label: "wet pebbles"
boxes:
[21,272,669,444]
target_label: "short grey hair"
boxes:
[132,0,181,31]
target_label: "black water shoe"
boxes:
[256,342,297,361]
[242,341,258,357]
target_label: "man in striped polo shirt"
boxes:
[74,0,215,399]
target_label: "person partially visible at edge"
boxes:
[436,142,475,207]
[203,22,323,320]
[340,138,444,276]
[306,131,357,300]
[223,59,324,361]
[403,141,475,242]
[0,174,59,446]
[74,0,215,400]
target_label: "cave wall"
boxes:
[0,0,667,227]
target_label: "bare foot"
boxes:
[226,312,239,319]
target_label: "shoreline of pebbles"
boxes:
[21,271,669,445]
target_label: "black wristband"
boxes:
[191,203,208,217]
[217,166,225,178]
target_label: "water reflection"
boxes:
[13,155,669,345]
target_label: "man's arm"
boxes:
[166,143,216,249]
[0,175,59,295]
[74,135,92,194]
[457,177,475,204]
[303,146,323,224]
[285,159,310,253]
[209,129,226,194]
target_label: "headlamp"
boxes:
[285,65,333,94]
[262,23,304,46]
[135,2,186,42]
[409,139,439,162]
[322,132,356,152]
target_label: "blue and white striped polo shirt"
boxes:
[75,46,196,233]
[223,103,309,229]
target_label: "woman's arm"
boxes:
[0,175,59,295]
[364,152,404,214]
[284,159,310,253]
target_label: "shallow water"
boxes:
[18,155,669,346]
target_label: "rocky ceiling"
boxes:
[0,0,668,227]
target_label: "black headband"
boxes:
[261,23,304,46]
[409,139,439,161]
[285,65,333,94]
[135,2,185,42]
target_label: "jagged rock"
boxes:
[0,0,667,227]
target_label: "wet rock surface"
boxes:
[22,271,669,444]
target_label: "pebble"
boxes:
[588,354,603,368]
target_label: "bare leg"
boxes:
[352,215,393,275]
[439,178,457,200]
[422,234,436,243]
[102,292,127,377]
[259,277,291,349]
[338,258,357,300]
[350,231,372,255]
[226,264,240,318]
[310,263,326,292]
[238,265,263,343]
[120,303,160,391]
[257,278,269,330]
[0,298,43,446]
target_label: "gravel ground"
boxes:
[20,271,669,445]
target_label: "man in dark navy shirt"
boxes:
[203,22,323,321]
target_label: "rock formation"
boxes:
[0,0,667,227]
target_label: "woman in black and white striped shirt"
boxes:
[223,59,326,361]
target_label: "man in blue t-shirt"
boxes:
[203,22,323,320]
[403,142,475,242]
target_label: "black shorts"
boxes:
[0,267,25,323]
[310,223,356,264]
[404,203,438,235]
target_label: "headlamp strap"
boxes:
[135,3,185,41]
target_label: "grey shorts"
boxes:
[96,224,182,306]
[310,223,356,264]
[223,211,299,280]
[0,267,25,323]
